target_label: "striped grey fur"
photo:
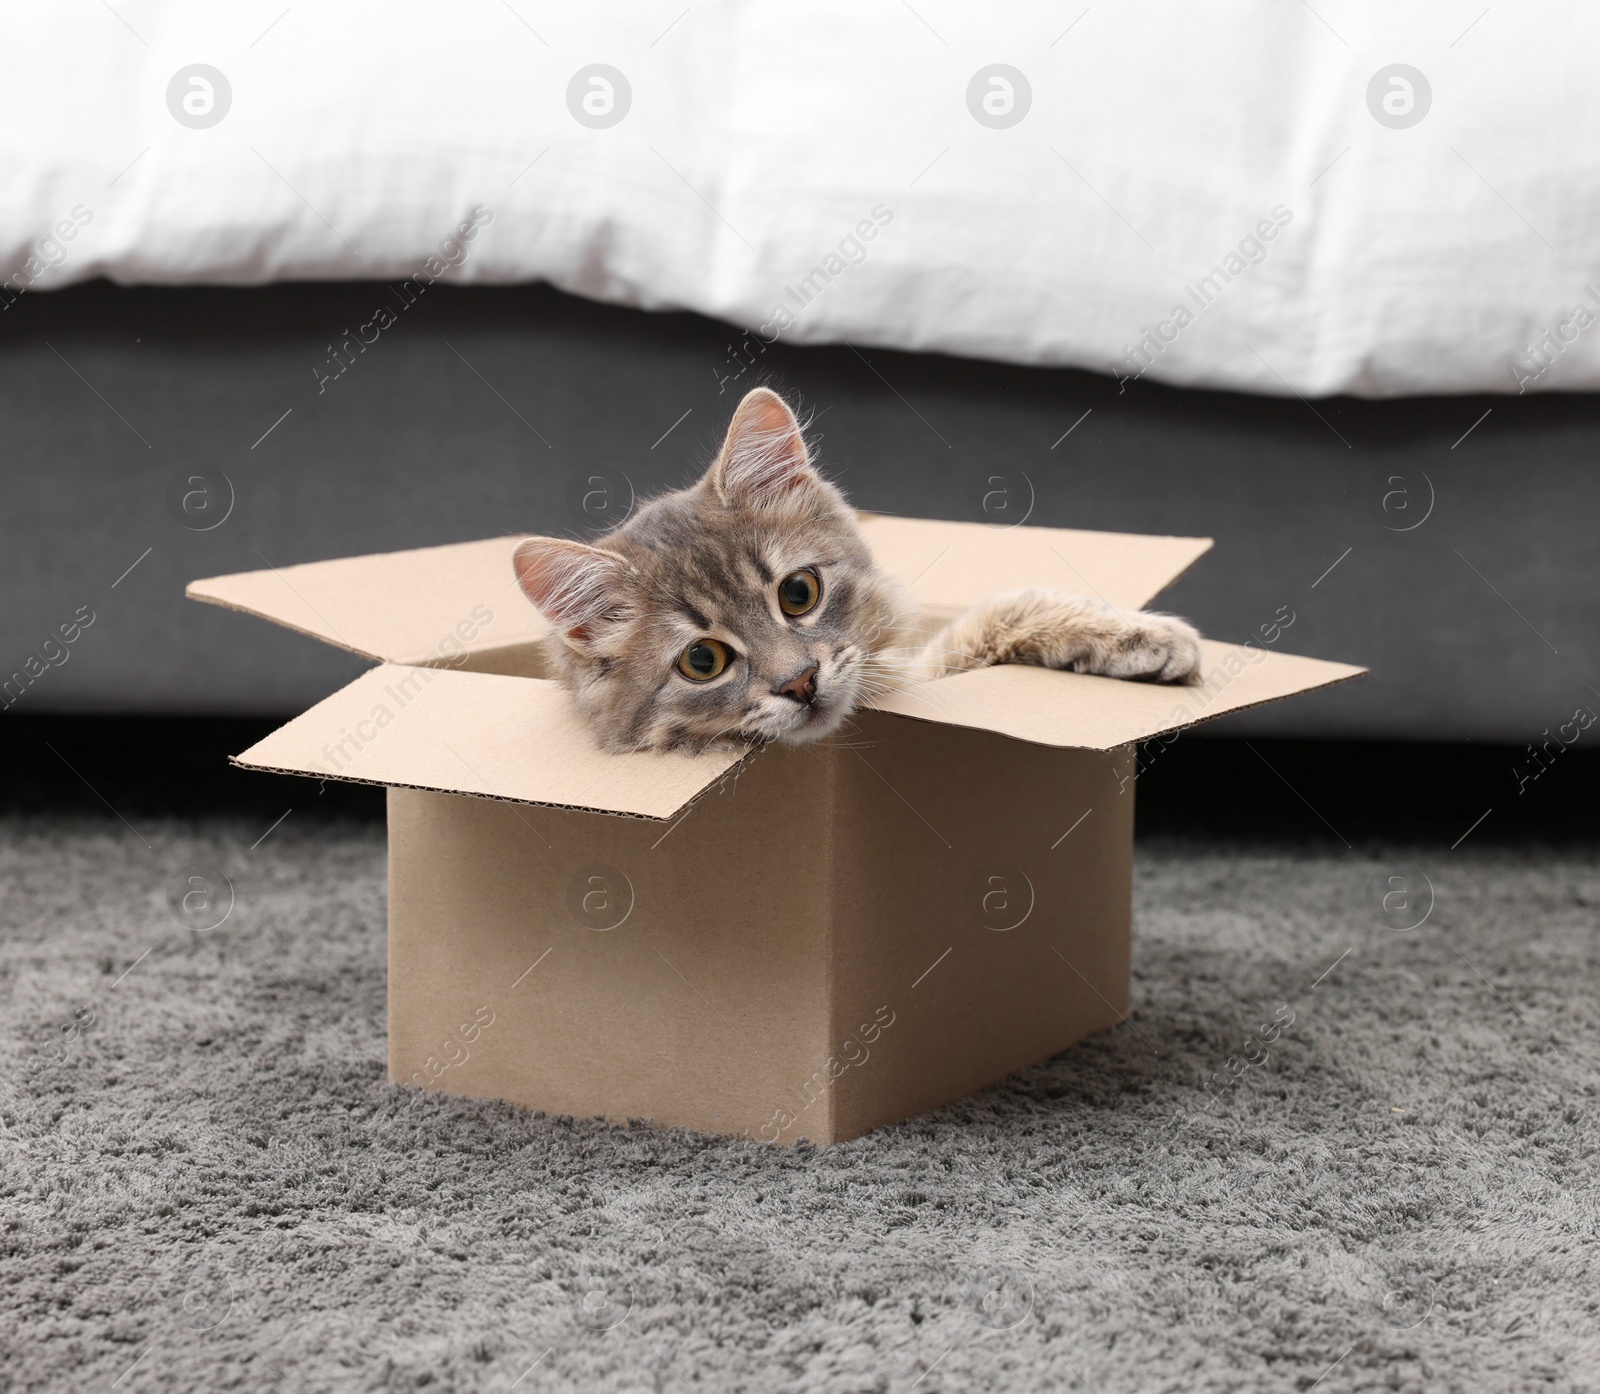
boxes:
[513,388,1201,754]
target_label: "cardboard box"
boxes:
[189,516,1362,1144]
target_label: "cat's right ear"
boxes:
[512,537,633,644]
[707,387,818,508]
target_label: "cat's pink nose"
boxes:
[775,664,819,705]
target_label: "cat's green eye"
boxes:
[677,639,731,682]
[778,569,821,617]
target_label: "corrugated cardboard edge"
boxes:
[414,634,551,675]
[1153,658,1368,744]
[856,512,1216,609]
[227,748,760,824]
[853,514,1219,576]
[820,738,840,1144]
[185,538,551,668]
[869,660,1368,751]
[187,580,386,663]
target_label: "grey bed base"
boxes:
[3,280,1595,744]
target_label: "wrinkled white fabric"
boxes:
[2,0,1592,397]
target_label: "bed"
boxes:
[2,0,1595,740]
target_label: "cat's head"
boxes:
[513,387,907,754]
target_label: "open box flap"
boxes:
[858,514,1213,612]
[865,641,1366,750]
[232,665,743,820]
[187,537,546,666]
[188,520,1211,666]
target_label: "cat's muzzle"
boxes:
[774,663,820,705]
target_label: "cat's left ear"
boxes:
[707,387,817,508]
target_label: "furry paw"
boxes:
[918,589,1204,685]
[1110,613,1203,684]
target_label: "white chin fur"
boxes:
[772,700,849,745]
[767,663,860,745]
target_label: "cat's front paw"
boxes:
[1120,613,1203,684]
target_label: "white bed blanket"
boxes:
[3,0,1594,398]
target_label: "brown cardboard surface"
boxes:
[187,519,1211,670]
[858,514,1213,612]
[387,747,836,1141]
[825,714,1135,1143]
[232,665,741,820]
[385,723,1136,1146]
[195,516,1368,1145]
[866,641,1366,750]
[187,537,545,666]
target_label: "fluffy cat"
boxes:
[513,387,1202,754]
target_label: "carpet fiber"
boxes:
[2,816,1595,1392]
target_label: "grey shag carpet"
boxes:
[1,815,1596,1393]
